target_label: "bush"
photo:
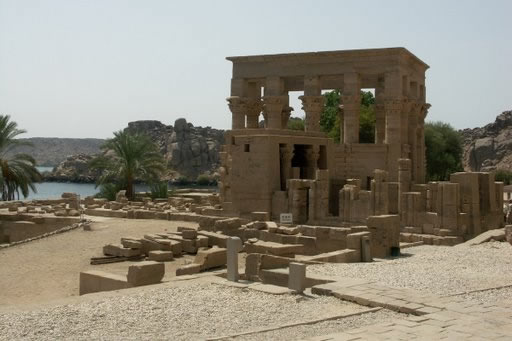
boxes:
[287,117,305,131]
[149,181,169,199]
[196,174,211,186]
[95,183,123,201]
[495,169,512,185]
[175,176,190,186]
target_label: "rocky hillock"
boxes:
[125,118,224,180]
[460,110,512,171]
[43,154,102,183]
[44,118,224,182]
[9,138,104,166]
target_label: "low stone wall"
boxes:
[0,216,80,243]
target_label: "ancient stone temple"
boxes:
[219,48,503,243]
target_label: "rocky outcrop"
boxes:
[8,138,104,167]
[43,154,102,183]
[461,110,512,171]
[125,118,224,179]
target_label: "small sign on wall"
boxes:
[280,213,293,224]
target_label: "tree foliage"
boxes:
[319,90,376,143]
[495,169,512,185]
[0,115,41,200]
[287,116,305,131]
[424,121,463,181]
[90,130,166,200]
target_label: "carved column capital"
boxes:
[226,96,247,129]
[245,98,263,129]
[263,96,287,129]
[226,96,247,113]
[300,95,325,132]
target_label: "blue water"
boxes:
[26,182,153,200]
[36,166,54,173]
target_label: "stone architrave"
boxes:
[299,95,325,132]
[227,237,243,282]
[226,96,247,129]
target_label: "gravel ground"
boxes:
[230,310,400,340]
[0,282,367,341]
[458,286,512,305]
[308,241,512,296]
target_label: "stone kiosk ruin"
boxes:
[220,48,504,247]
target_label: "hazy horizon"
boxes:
[1,0,511,138]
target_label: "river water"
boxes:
[25,167,213,200]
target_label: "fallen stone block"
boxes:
[194,247,227,270]
[506,225,512,245]
[462,228,505,246]
[244,241,303,257]
[79,270,130,295]
[214,218,241,233]
[195,235,209,248]
[121,239,142,249]
[148,250,174,262]
[176,263,201,276]
[182,229,198,240]
[127,261,164,286]
[197,230,229,247]
[300,249,359,263]
[103,244,141,257]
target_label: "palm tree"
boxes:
[90,130,166,200]
[0,115,42,200]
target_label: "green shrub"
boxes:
[196,174,211,186]
[495,169,512,185]
[95,183,123,201]
[175,176,189,185]
[149,181,169,199]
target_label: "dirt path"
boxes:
[0,216,197,307]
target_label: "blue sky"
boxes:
[0,0,511,138]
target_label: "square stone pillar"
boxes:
[342,73,361,144]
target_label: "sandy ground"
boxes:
[0,216,197,307]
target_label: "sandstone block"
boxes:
[148,250,174,262]
[176,263,201,276]
[103,244,141,257]
[182,229,198,240]
[127,261,164,286]
[79,270,130,295]
[194,247,227,270]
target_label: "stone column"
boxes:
[375,101,385,144]
[246,98,263,129]
[281,105,293,129]
[408,101,421,182]
[342,73,361,144]
[264,76,286,130]
[305,145,320,179]
[280,144,293,190]
[338,105,344,143]
[226,96,246,130]
[263,96,286,129]
[374,78,386,144]
[299,95,325,132]
[416,103,430,183]
[384,98,403,144]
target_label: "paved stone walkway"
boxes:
[306,278,512,340]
